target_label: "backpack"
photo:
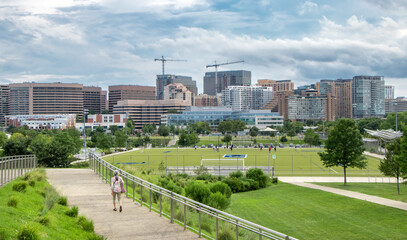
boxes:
[112,177,122,193]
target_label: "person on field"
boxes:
[111,170,124,212]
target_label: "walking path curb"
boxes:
[46,168,199,240]
[279,177,407,211]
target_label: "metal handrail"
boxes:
[0,155,37,186]
[89,153,297,240]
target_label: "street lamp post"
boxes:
[125,112,129,149]
[83,109,88,161]
[392,101,398,132]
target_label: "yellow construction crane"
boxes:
[206,60,244,93]
[154,56,187,76]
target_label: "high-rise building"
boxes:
[163,83,193,106]
[194,94,220,107]
[334,79,353,118]
[108,85,156,113]
[352,76,385,118]
[287,93,334,121]
[203,70,251,95]
[83,86,106,114]
[101,90,108,112]
[0,85,10,126]
[221,86,273,111]
[257,79,294,92]
[9,82,83,116]
[385,85,395,100]
[156,75,197,100]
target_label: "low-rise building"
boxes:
[76,114,128,131]
[5,114,76,130]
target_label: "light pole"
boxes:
[392,101,398,131]
[83,109,88,161]
[125,112,129,150]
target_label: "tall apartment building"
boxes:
[352,76,385,118]
[9,82,83,116]
[316,79,352,119]
[83,86,106,114]
[257,79,294,92]
[101,90,108,112]
[287,89,335,121]
[385,85,395,100]
[194,94,220,107]
[163,83,193,106]
[203,70,251,95]
[113,99,189,129]
[156,75,197,100]
[108,85,156,113]
[0,85,10,126]
[386,97,407,114]
[221,86,273,111]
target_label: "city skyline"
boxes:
[1,1,406,96]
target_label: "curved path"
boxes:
[279,177,407,211]
[46,169,199,240]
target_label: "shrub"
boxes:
[28,180,36,187]
[271,177,278,184]
[246,168,268,188]
[8,196,18,207]
[38,216,50,226]
[12,181,28,192]
[58,196,68,206]
[219,226,234,240]
[165,180,183,195]
[78,216,94,232]
[65,206,79,217]
[42,187,59,215]
[185,181,211,203]
[222,177,244,193]
[207,192,230,210]
[200,218,212,233]
[195,172,215,181]
[17,224,39,240]
[210,182,232,198]
[229,171,243,179]
[87,234,106,240]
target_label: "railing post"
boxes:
[183,199,186,230]
[149,184,152,212]
[236,219,239,240]
[140,182,143,207]
[1,161,3,185]
[170,192,174,223]
[216,215,219,240]
[159,189,162,217]
[259,228,262,240]
[198,209,201,238]
[132,180,135,202]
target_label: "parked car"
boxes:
[289,143,294,147]
[208,144,213,148]
[244,144,248,148]
[295,144,300,148]
[201,145,206,148]
[279,143,284,148]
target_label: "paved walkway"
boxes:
[279,177,407,211]
[46,169,199,240]
[364,151,385,159]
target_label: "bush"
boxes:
[58,196,68,206]
[42,187,59,215]
[17,224,39,240]
[271,177,278,184]
[246,168,268,188]
[185,181,211,203]
[165,180,183,195]
[12,181,28,192]
[229,171,243,179]
[78,216,94,232]
[200,217,212,233]
[88,234,106,240]
[65,206,79,217]
[210,182,232,198]
[219,226,234,240]
[28,180,36,187]
[222,177,244,193]
[207,192,230,210]
[8,196,18,207]
[38,216,50,226]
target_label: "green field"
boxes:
[227,183,407,240]
[314,182,407,203]
[102,147,383,177]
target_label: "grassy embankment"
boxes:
[0,169,103,240]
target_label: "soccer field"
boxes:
[102,147,383,177]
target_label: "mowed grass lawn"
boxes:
[103,148,383,176]
[313,182,407,203]
[227,183,407,240]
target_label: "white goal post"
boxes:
[201,158,245,169]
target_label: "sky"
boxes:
[1,0,407,96]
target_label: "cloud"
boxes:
[299,1,318,15]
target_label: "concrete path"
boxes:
[46,169,199,240]
[279,177,407,211]
[364,151,385,159]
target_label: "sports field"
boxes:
[102,147,383,177]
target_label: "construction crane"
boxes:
[154,56,187,76]
[206,60,244,94]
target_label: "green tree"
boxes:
[292,121,304,133]
[381,112,407,131]
[30,134,52,166]
[3,133,31,156]
[304,129,321,146]
[357,117,384,134]
[108,125,119,135]
[379,138,405,194]
[126,118,134,134]
[280,135,287,143]
[63,127,83,154]
[96,133,113,152]
[114,130,128,149]
[101,110,110,114]
[287,129,296,140]
[49,132,77,167]
[249,127,259,138]
[232,120,246,133]
[217,120,233,134]
[178,133,189,147]
[222,134,232,147]
[142,124,155,135]
[318,118,367,185]
[269,131,276,140]
[158,125,170,138]
[0,132,7,147]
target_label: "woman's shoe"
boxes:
[119,206,122,212]
[113,208,117,211]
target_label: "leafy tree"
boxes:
[63,127,83,154]
[169,125,176,136]
[48,132,77,167]
[318,118,367,185]
[188,133,199,146]
[108,125,119,135]
[0,132,7,147]
[292,121,304,133]
[158,125,170,138]
[249,127,259,138]
[30,134,52,166]
[114,130,128,148]
[95,126,104,134]
[178,133,189,147]
[142,124,155,135]
[381,112,407,131]
[126,118,134,134]
[101,110,110,114]
[304,129,321,146]
[287,129,296,140]
[217,120,233,134]
[3,133,31,156]
[379,138,405,194]
[232,120,246,133]
[280,135,287,143]
[96,133,113,152]
[357,117,384,134]
[222,134,232,147]
[269,131,276,140]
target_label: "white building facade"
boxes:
[221,86,273,111]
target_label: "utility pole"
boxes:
[154,56,187,76]
[83,109,88,161]
[206,60,244,94]
[125,112,129,149]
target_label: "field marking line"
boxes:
[328,167,338,173]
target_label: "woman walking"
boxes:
[111,170,124,212]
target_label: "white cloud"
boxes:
[97,0,209,13]
[2,73,84,83]
[299,1,318,15]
